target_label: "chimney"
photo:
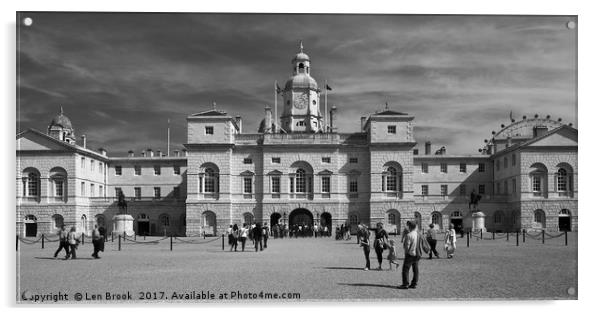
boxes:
[506,137,512,148]
[156,150,162,157]
[147,148,154,157]
[425,141,432,155]
[486,144,493,155]
[329,105,337,132]
[141,151,146,157]
[182,149,187,157]
[360,117,367,131]
[81,135,87,149]
[127,150,134,157]
[264,106,272,133]
[235,116,242,134]
[98,148,107,156]
[440,146,446,155]
[533,126,548,138]
[173,150,180,157]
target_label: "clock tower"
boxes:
[280,42,324,133]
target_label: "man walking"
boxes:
[53,225,70,259]
[426,223,440,259]
[91,224,102,259]
[253,222,263,252]
[262,222,269,249]
[400,221,419,289]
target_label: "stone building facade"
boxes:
[16,46,577,237]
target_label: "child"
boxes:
[387,239,400,270]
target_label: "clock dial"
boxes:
[293,93,308,109]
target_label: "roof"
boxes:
[374,110,408,116]
[16,128,108,160]
[190,109,228,117]
[491,125,577,158]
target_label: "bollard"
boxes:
[467,231,470,248]
[203,231,206,239]
[118,234,122,251]
[480,229,483,240]
[507,231,509,241]
[492,231,495,240]
[16,234,18,251]
[81,233,84,245]
[144,234,146,240]
[42,234,45,249]
[222,234,225,250]
[134,234,136,241]
[565,231,568,246]
[111,232,114,243]
[523,229,526,243]
[170,235,173,251]
[542,230,545,244]
[516,231,519,246]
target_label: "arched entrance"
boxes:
[558,209,571,231]
[414,212,422,231]
[320,212,332,236]
[450,211,463,233]
[137,213,150,236]
[24,215,37,237]
[202,211,217,236]
[386,209,401,234]
[270,212,282,228]
[289,208,313,228]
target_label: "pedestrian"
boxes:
[250,223,256,245]
[426,223,440,259]
[399,221,420,289]
[262,223,269,248]
[444,224,457,259]
[253,222,263,252]
[91,224,102,259]
[386,239,400,270]
[227,225,234,246]
[97,225,106,252]
[323,225,329,237]
[240,224,249,251]
[66,227,79,259]
[313,223,318,238]
[373,222,389,270]
[53,224,70,259]
[358,224,371,271]
[230,224,239,252]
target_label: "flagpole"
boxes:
[167,118,170,157]
[274,80,278,133]
[325,80,328,132]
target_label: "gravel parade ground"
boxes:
[16,232,577,303]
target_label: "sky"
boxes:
[16,13,577,155]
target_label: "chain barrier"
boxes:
[525,231,543,240]
[544,232,565,239]
[122,236,169,244]
[18,236,43,244]
[173,236,220,245]
[43,235,60,242]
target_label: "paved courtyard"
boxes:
[16,232,577,303]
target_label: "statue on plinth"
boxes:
[117,191,128,214]
[468,189,481,213]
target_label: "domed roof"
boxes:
[49,107,73,130]
[293,52,310,61]
[285,73,318,90]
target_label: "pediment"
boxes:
[17,130,73,152]
[526,128,577,148]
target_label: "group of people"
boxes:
[335,223,352,240]
[227,223,270,252]
[53,224,106,259]
[270,223,331,238]
[357,222,457,289]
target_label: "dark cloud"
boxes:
[17,13,576,155]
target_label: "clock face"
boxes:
[293,93,308,109]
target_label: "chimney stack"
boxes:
[81,135,87,149]
[264,106,272,133]
[156,150,162,157]
[98,148,107,156]
[425,141,432,155]
[440,146,446,155]
[182,149,187,157]
[173,150,180,157]
[329,105,337,132]
[235,115,242,134]
[147,148,154,157]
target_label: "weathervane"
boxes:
[299,40,304,53]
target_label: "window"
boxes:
[154,166,161,175]
[134,165,141,176]
[115,166,122,176]
[478,184,485,195]
[134,187,141,200]
[534,210,544,224]
[512,179,517,194]
[322,157,331,163]
[504,157,508,168]
[321,177,331,193]
[54,179,64,197]
[459,184,466,195]
[26,173,39,197]
[478,163,485,172]
[504,180,508,195]
[349,157,358,164]
[296,121,306,127]
[160,214,170,226]
[173,166,180,175]
[459,163,466,173]
[388,213,396,225]
[271,157,281,164]
[81,157,85,169]
[203,168,218,193]
[243,177,253,194]
[90,184,95,197]
[295,169,307,193]
[557,168,568,192]
[243,158,252,164]
[99,185,103,197]
[440,163,447,173]
[99,162,103,173]
[205,126,214,135]
[115,187,122,198]
[512,154,516,166]
[90,160,95,171]
[384,167,398,191]
[173,186,180,198]
[421,163,428,173]
[441,185,448,196]
[532,176,542,194]
[81,182,86,196]
[494,211,503,224]
[387,125,396,134]
[271,177,281,193]
[349,179,358,193]
[154,187,161,199]
[349,214,358,225]
[421,185,429,196]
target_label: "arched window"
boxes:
[414,212,422,230]
[494,211,504,224]
[81,214,88,233]
[557,168,568,192]
[387,212,396,225]
[295,169,307,193]
[534,209,546,228]
[159,214,170,226]
[349,214,358,225]
[529,163,548,197]
[384,167,397,191]
[431,212,442,228]
[23,168,41,198]
[204,168,218,193]
[559,209,571,216]
[50,167,67,200]
[138,213,149,220]
[243,213,254,225]
[52,214,64,230]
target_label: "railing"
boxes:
[263,133,340,145]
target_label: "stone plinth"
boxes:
[472,211,487,232]
[112,214,134,236]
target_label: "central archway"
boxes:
[289,208,313,228]
[270,212,282,228]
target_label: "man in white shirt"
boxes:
[400,221,419,289]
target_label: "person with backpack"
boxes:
[91,224,102,259]
[240,224,249,251]
[253,222,263,252]
[53,225,70,259]
[65,226,80,260]
[262,223,269,248]
[230,224,239,252]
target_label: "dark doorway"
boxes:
[270,213,282,228]
[451,218,463,234]
[138,221,150,236]
[289,209,313,227]
[25,223,37,237]
[320,212,332,235]
[559,217,571,231]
